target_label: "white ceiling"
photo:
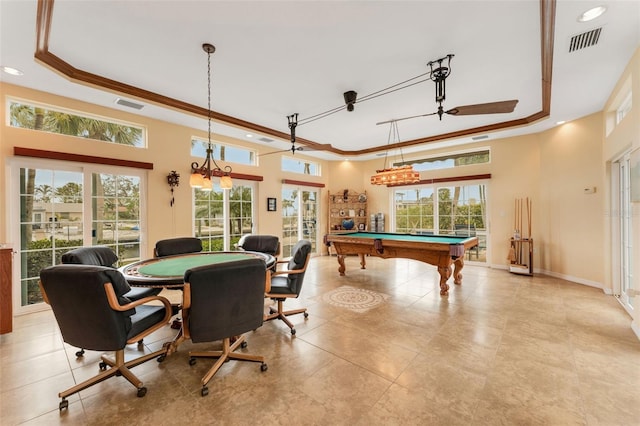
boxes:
[1,1,639,161]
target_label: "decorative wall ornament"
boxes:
[167,171,180,206]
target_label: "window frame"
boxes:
[7,97,147,148]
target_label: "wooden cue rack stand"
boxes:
[509,197,533,276]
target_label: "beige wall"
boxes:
[0,76,624,294]
[538,114,604,285]
[0,83,330,256]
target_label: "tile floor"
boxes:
[1,255,639,425]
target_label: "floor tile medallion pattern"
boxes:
[322,285,389,312]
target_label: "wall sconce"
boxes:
[167,171,180,206]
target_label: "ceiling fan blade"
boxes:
[445,99,518,116]
[259,144,328,157]
[376,112,437,125]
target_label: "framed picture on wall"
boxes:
[632,148,640,202]
[267,197,277,211]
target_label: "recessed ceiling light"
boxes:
[1,66,24,76]
[246,134,253,138]
[556,120,566,125]
[578,6,607,22]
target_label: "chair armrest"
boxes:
[104,282,172,316]
[182,283,192,310]
[265,270,272,293]
[271,267,305,277]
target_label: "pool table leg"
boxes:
[358,253,367,270]
[437,265,451,295]
[337,255,346,276]
[453,257,464,285]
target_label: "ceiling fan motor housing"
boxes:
[343,90,357,111]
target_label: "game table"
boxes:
[119,251,275,354]
[324,232,478,295]
[120,251,275,287]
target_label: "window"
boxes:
[91,173,141,264]
[194,182,255,251]
[11,160,145,312]
[191,138,256,166]
[393,182,488,262]
[396,149,490,172]
[395,188,435,233]
[281,156,320,176]
[8,99,145,147]
[616,92,632,124]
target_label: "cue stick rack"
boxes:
[509,197,533,276]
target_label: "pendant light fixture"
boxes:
[189,43,232,191]
[370,120,420,186]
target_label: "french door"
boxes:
[194,181,256,251]
[281,185,319,257]
[613,152,634,314]
[8,158,146,314]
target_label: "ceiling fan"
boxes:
[259,113,330,157]
[377,54,518,125]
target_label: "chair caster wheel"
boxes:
[290,328,296,335]
[99,362,107,371]
[137,387,147,397]
[157,355,166,363]
[59,398,69,411]
[304,312,309,318]
[260,363,268,372]
[201,386,209,397]
[241,341,248,349]
[189,357,197,366]
[75,349,85,357]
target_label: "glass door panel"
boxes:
[281,186,319,257]
[19,167,84,306]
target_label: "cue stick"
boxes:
[518,198,523,263]
[508,198,517,262]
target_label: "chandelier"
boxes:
[189,43,232,191]
[370,121,420,186]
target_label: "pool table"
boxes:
[324,232,478,295]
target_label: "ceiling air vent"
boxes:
[115,98,144,110]
[568,27,602,52]
[471,135,489,141]
[257,137,275,143]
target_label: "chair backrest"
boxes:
[61,246,118,267]
[154,237,203,257]
[237,234,280,256]
[39,264,134,351]
[286,240,312,295]
[184,258,265,343]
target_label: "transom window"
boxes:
[191,138,256,166]
[281,156,320,176]
[8,99,145,147]
[396,149,490,172]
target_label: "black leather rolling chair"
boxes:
[39,264,172,411]
[237,234,280,270]
[237,235,280,256]
[264,240,312,335]
[154,237,203,258]
[183,258,268,396]
[153,237,203,328]
[61,246,162,357]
